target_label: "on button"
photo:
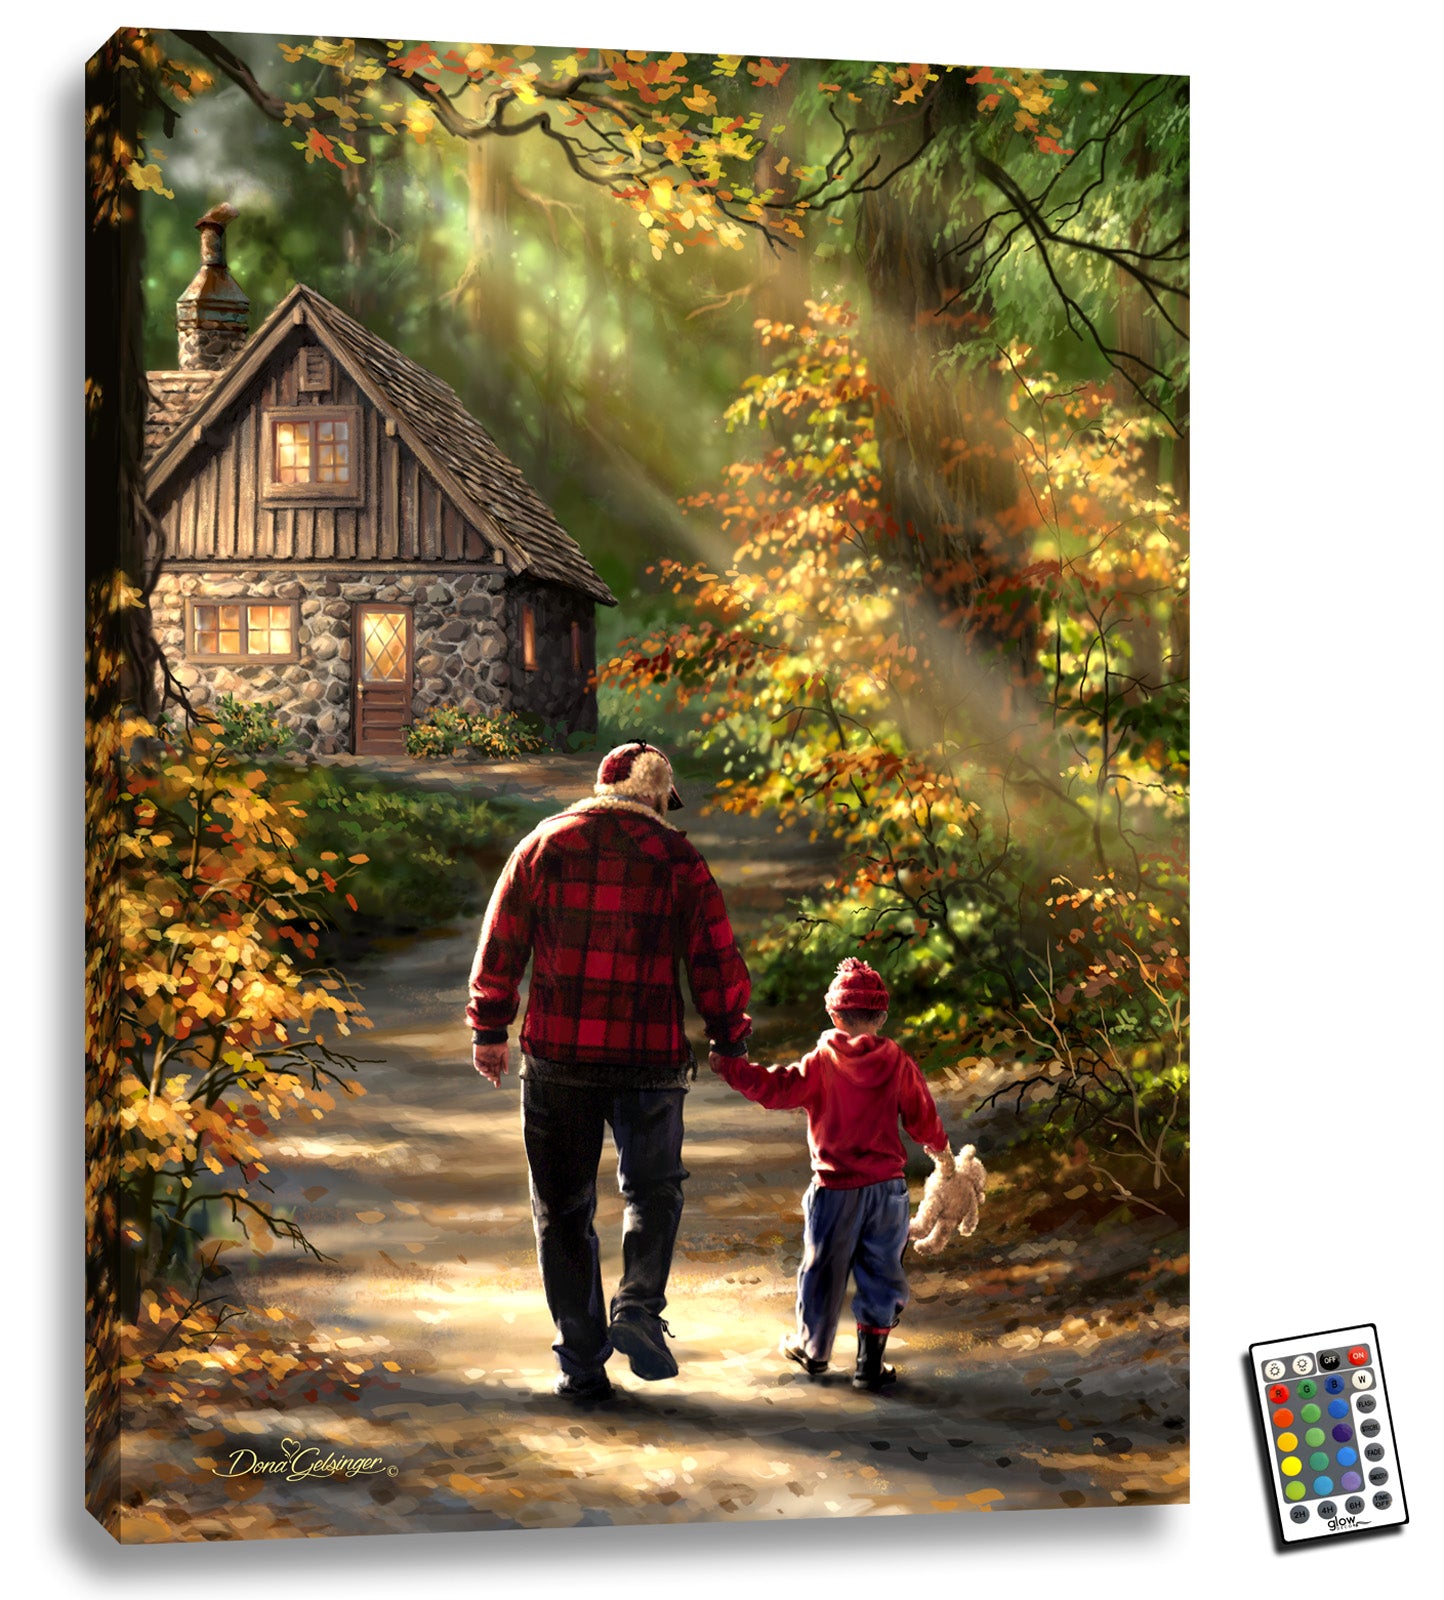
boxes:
[1348,1345,1370,1366]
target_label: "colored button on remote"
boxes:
[1351,1370,1374,1390]
[1328,1399,1349,1419]
[1309,1451,1329,1471]
[1296,1379,1318,1398]
[1324,1375,1345,1395]
[1312,1476,1333,1496]
[1348,1346,1369,1365]
[1269,1383,1289,1404]
[1340,1471,1363,1492]
[1300,1403,1321,1422]
[1272,1407,1293,1427]
[1304,1429,1325,1448]
[1280,1456,1302,1476]
[1285,1481,1307,1501]
[1277,1431,1299,1451]
[1337,1447,1358,1468]
[1332,1423,1353,1443]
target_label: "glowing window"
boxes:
[188,600,297,660]
[274,415,350,484]
[522,605,537,672]
[571,619,582,672]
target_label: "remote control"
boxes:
[1249,1323,1408,1542]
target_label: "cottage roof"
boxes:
[145,282,616,606]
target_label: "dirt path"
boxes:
[118,762,1188,1540]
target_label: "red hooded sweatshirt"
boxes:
[711,1030,949,1189]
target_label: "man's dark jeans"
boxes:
[520,1076,688,1378]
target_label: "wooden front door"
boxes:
[352,604,413,754]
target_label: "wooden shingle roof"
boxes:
[145,283,616,605]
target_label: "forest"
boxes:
[85,29,1189,1536]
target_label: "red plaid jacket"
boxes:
[467,796,751,1068]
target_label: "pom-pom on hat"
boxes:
[825,957,889,1014]
[595,740,683,811]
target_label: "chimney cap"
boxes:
[196,202,239,230]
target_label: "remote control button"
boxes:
[1264,1359,1286,1381]
[1290,1506,1309,1524]
[1296,1379,1318,1398]
[1364,1444,1385,1462]
[1300,1402,1321,1423]
[1268,1383,1290,1404]
[1317,1500,1337,1518]
[1292,1354,1315,1376]
[1272,1406,1294,1427]
[1340,1471,1363,1492]
[1348,1345,1369,1366]
[1356,1394,1377,1413]
[1324,1375,1345,1395]
[1332,1423,1353,1443]
[1285,1481,1306,1501]
[1304,1428,1326,1448]
[1319,1351,1341,1371]
[1276,1431,1299,1451]
[1351,1370,1374,1391]
[1280,1455,1302,1477]
[1361,1419,1381,1438]
[1372,1491,1392,1510]
[1368,1468,1388,1486]
[1309,1451,1330,1471]
[1328,1399,1349,1419]
[1345,1496,1365,1514]
[1336,1447,1358,1468]
[1312,1475,1333,1496]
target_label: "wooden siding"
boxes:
[154,333,497,566]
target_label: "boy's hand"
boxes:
[708,1050,742,1073]
[473,1042,509,1086]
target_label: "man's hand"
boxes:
[473,1042,509,1086]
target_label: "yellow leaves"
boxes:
[683,84,717,114]
[124,160,173,199]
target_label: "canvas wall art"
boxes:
[84,25,1190,1542]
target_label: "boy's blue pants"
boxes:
[796,1176,911,1362]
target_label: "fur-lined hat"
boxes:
[595,741,683,811]
[824,957,889,1013]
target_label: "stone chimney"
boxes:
[176,203,249,371]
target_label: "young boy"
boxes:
[708,957,951,1392]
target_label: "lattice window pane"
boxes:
[192,603,219,655]
[275,420,312,483]
[362,611,408,681]
[316,418,350,483]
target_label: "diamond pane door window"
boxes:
[354,606,411,753]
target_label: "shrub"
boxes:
[210,692,295,756]
[404,704,546,761]
[113,723,368,1315]
[273,766,523,935]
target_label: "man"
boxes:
[468,740,751,1400]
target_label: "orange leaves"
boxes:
[747,58,791,89]
[966,65,1075,155]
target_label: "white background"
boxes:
[18,0,1438,1591]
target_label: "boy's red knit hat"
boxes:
[825,957,889,1013]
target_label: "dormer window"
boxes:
[262,405,363,504]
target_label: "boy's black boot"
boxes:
[851,1325,898,1392]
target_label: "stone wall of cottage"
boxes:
[152,567,511,755]
[507,578,599,738]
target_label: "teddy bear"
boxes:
[908,1143,987,1256]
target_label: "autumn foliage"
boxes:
[111,718,371,1317]
[605,302,1189,1207]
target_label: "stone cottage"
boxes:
[144,205,616,754]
